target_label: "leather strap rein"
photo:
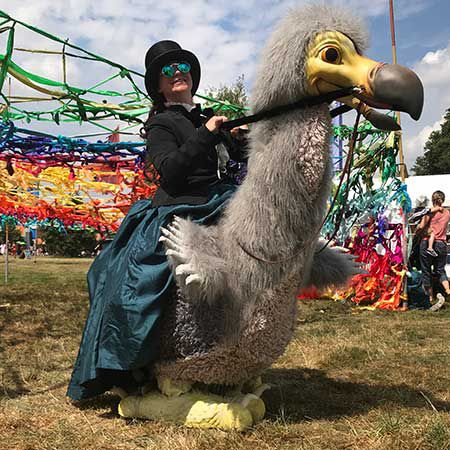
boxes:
[220,86,359,131]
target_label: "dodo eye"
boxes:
[321,47,341,64]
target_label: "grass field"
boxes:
[1,257,450,450]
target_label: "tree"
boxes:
[41,227,98,257]
[412,108,450,175]
[205,75,248,119]
[0,222,22,243]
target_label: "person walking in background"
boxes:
[417,190,450,310]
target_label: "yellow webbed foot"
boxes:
[185,397,253,431]
[157,377,192,397]
[117,376,268,431]
[118,390,253,431]
[240,394,265,423]
[232,383,270,424]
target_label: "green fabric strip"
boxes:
[0,55,124,96]
[0,9,144,79]
[0,26,14,94]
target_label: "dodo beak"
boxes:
[355,62,423,120]
[305,31,424,129]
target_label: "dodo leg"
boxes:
[231,377,270,424]
[117,376,255,431]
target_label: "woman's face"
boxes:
[158,64,193,102]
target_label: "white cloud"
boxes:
[414,46,450,86]
[404,117,445,168]
[0,0,439,143]
[401,41,450,171]
[422,49,446,64]
[3,0,429,82]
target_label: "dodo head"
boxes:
[251,3,423,129]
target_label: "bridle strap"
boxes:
[220,86,359,131]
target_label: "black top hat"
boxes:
[144,40,201,103]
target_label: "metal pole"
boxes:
[5,225,9,284]
[390,0,409,310]
[62,41,67,84]
[34,226,38,262]
[338,110,344,171]
[389,0,407,181]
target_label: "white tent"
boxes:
[406,175,450,208]
[406,175,450,274]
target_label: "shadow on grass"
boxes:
[74,393,121,415]
[44,260,91,265]
[263,367,450,422]
[0,379,74,400]
[0,366,31,399]
[64,367,450,425]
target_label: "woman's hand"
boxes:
[230,124,249,139]
[230,125,249,141]
[205,116,228,134]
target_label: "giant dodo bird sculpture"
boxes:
[117,3,423,430]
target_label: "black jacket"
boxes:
[146,105,245,206]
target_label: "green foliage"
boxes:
[205,75,248,118]
[0,223,22,243]
[41,227,97,257]
[412,108,450,175]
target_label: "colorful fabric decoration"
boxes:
[0,121,155,232]
[0,9,411,310]
[300,120,411,311]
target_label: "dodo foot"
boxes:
[117,376,267,431]
[118,390,256,431]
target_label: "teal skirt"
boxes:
[67,185,235,401]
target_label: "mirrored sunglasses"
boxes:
[161,62,191,78]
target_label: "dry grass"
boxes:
[1,257,450,450]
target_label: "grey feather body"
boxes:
[157,280,298,384]
[155,4,367,385]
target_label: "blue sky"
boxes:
[367,0,450,65]
[1,0,450,171]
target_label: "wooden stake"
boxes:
[5,225,9,284]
